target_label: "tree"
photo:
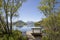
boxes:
[38,0,60,40]
[38,0,60,16]
[0,0,2,7]
[0,0,26,34]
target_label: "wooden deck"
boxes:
[26,27,42,40]
[31,33,42,37]
[26,31,42,40]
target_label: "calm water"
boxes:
[13,26,34,32]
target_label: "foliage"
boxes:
[0,30,27,40]
[42,36,49,40]
[0,0,26,34]
[0,0,2,7]
[38,0,60,40]
[0,0,27,40]
[35,14,60,40]
[34,20,43,26]
[38,0,60,17]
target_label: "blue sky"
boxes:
[15,0,45,22]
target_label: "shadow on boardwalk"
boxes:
[26,30,41,40]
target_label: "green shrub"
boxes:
[42,36,49,40]
[0,30,27,40]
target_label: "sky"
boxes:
[15,0,45,22]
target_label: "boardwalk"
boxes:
[26,30,35,40]
[26,27,42,40]
[26,30,41,40]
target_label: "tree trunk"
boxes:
[10,11,12,34]
[6,11,9,33]
[4,0,9,33]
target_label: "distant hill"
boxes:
[26,21,34,27]
[13,20,26,27]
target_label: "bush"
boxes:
[42,36,49,40]
[0,30,27,40]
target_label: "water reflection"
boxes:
[13,26,34,32]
